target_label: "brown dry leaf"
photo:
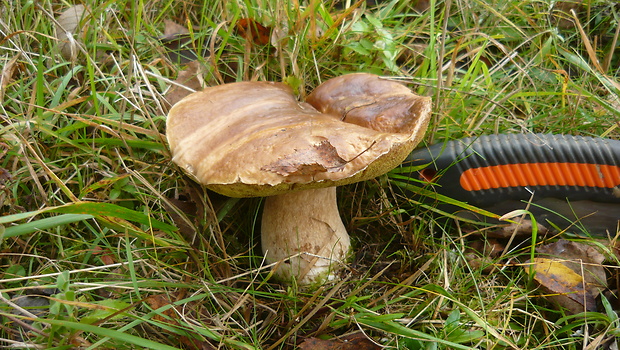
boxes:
[68,334,92,348]
[487,219,548,239]
[146,294,176,322]
[163,19,190,37]
[160,20,200,64]
[262,140,348,176]
[55,5,88,61]
[0,167,12,185]
[146,293,216,350]
[165,61,204,107]
[0,142,8,159]
[0,54,23,103]
[412,0,430,12]
[163,193,198,240]
[465,238,504,273]
[93,246,116,265]
[236,18,272,46]
[551,0,583,29]
[530,239,606,314]
[398,43,428,67]
[299,333,381,350]
[0,167,11,209]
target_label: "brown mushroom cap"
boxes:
[166,73,432,197]
[306,73,429,134]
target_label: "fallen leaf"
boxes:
[529,239,607,314]
[0,54,24,103]
[0,142,8,159]
[7,294,51,341]
[262,140,347,176]
[0,167,12,185]
[487,219,548,239]
[0,167,12,210]
[159,20,201,64]
[146,294,176,322]
[146,293,217,350]
[236,18,272,46]
[165,60,204,107]
[551,0,583,29]
[163,192,199,241]
[55,5,88,61]
[163,19,190,37]
[537,239,605,265]
[299,333,381,350]
[465,238,504,273]
[397,43,429,67]
[412,0,430,12]
[93,245,116,265]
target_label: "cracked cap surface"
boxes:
[166,73,432,197]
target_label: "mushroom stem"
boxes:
[261,186,351,284]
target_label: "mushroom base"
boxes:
[261,187,351,284]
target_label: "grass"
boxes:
[1,0,619,348]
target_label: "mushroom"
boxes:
[166,73,432,284]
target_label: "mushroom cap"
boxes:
[166,73,432,197]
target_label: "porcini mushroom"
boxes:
[166,73,432,284]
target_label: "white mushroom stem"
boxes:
[261,186,351,284]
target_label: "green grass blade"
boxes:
[37,318,181,350]
[2,214,94,238]
[47,202,177,233]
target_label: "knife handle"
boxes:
[401,133,620,207]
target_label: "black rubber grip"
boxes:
[401,133,620,207]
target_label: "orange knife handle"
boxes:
[402,133,620,206]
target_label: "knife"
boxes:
[396,133,620,233]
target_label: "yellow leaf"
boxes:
[532,257,585,289]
